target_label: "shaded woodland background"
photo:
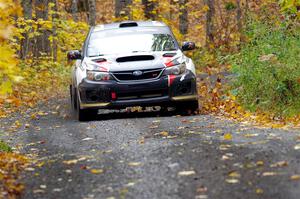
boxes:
[1,0,300,120]
[18,0,257,60]
[1,1,300,197]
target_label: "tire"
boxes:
[188,100,200,114]
[70,85,77,111]
[74,90,97,121]
[177,100,199,115]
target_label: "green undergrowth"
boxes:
[229,18,300,116]
[0,140,12,152]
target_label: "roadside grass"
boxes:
[0,140,12,152]
[230,19,300,117]
[196,18,300,127]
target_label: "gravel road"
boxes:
[1,96,300,199]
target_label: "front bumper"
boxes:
[78,70,198,109]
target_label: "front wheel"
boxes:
[177,100,199,115]
[74,91,98,121]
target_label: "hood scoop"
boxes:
[116,55,155,63]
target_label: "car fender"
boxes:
[75,59,86,88]
[184,56,196,76]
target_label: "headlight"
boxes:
[86,71,112,81]
[164,62,186,75]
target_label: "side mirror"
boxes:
[182,42,196,51]
[67,50,82,60]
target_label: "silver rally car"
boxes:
[68,21,199,121]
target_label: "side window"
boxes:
[151,34,176,51]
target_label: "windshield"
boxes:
[87,33,178,57]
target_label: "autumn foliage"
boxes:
[0,0,300,196]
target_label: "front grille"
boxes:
[111,68,163,81]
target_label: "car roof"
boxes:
[92,21,171,34]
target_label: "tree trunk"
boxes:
[179,0,188,35]
[236,0,242,45]
[115,0,132,18]
[142,0,156,19]
[71,0,78,21]
[34,0,51,58]
[88,0,96,26]
[205,0,215,47]
[52,0,58,61]
[20,0,33,59]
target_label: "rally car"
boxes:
[68,21,199,121]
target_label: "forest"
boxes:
[0,0,299,121]
[1,0,300,198]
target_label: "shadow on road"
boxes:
[71,108,197,122]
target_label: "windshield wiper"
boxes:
[89,54,105,57]
[131,50,149,53]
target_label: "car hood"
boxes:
[84,50,183,72]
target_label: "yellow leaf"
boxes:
[256,188,264,194]
[159,131,169,137]
[290,175,300,181]
[224,133,232,140]
[178,170,196,176]
[226,178,239,184]
[228,171,241,178]
[90,169,103,174]
[270,161,288,168]
[128,162,141,166]
[262,172,277,177]
[256,161,264,166]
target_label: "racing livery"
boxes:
[68,21,199,121]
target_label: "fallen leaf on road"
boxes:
[270,161,288,168]
[219,144,232,150]
[65,169,72,174]
[256,161,264,166]
[222,155,230,160]
[196,186,208,193]
[195,195,208,199]
[228,171,241,178]
[178,170,196,176]
[63,157,87,165]
[138,137,145,144]
[244,133,258,138]
[262,172,277,176]
[159,131,169,137]
[128,162,141,166]
[37,161,45,168]
[39,140,46,144]
[63,159,79,165]
[294,144,300,150]
[126,182,135,187]
[256,188,264,194]
[167,135,178,139]
[33,189,45,194]
[149,125,159,129]
[40,185,47,189]
[225,178,239,184]
[53,188,62,192]
[82,137,93,141]
[90,169,104,174]
[224,133,232,140]
[25,167,35,171]
[290,175,300,181]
